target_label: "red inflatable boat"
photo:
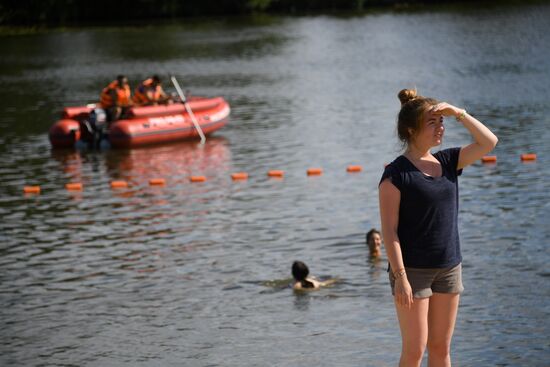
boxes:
[49,96,230,148]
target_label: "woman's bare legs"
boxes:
[427,293,460,367]
[395,297,430,367]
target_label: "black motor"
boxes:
[79,108,107,148]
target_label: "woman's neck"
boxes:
[405,143,431,160]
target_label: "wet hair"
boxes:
[152,75,161,84]
[366,228,381,245]
[396,89,439,147]
[292,261,314,288]
[116,75,127,84]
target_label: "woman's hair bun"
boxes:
[398,89,418,106]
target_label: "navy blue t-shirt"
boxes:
[379,147,463,268]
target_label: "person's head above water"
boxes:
[291,261,338,290]
[292,261,309,281]
[366,228,382,257]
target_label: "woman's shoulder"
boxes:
[384,155,409,172]
[380,156,409,189]
[385,155,416,176]
[434,147,462,171]
[434,147,461,160]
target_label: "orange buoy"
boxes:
[111,180,128,189]
[190,175,206,182]
[231,172,248,180]
[149,178,166,186]
[65,182,83,191]
[481,155,497,163]
[23,186,41,194]
[520,153,537,161]
[307,168,323,176]
[347,165,363,172]
[268,170,284,177]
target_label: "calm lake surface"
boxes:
[1,3,549,366]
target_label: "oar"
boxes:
[171,76,206,144]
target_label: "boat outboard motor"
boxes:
[81,108,107,148]
[90,108,107,128]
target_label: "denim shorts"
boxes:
[389,263,464,299]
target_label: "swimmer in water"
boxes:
[366,228,383,258]
[291,261,337,290]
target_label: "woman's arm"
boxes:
[432,103,498,169]
[379,179,413,308]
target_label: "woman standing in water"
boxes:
[379,89,498,367]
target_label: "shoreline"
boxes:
[0,0,547,32]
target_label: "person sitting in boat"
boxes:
[292,261,337,291]
[99,75,132,122]
[366,228,383,258]
[132,75,172,106]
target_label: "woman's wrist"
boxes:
[455,109,467,122]
[393,268,407,279]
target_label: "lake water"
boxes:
[1,3,549,366]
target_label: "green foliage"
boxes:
[0,0,528,26]
[246,0,272,11]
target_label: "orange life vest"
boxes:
[100,80,131,109]
[132,78,162,105]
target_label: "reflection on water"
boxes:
[1,3,550,366]
[51,137,232,188]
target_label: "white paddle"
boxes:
[171,76,206,144]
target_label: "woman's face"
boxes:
[412,107,445,148]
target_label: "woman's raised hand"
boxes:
[431,102,462,118]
